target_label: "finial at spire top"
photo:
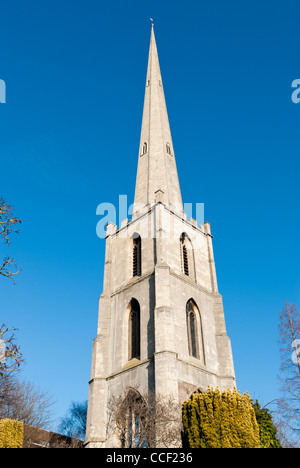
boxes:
[150,18,154,27]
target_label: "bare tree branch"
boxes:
[106,388,182,448]
[0,257,20,283]
[0,324,23,376]
[0,198,21,282]
[277,302,300,446]
[0,373,54,429]
[0,198,21,244]
[58,401,88,441]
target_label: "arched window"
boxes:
[120,389,147,448]
[128,299,140,360]
[132,234,142,277]
[182,244,189,276]
[186,299,204,362]
[180,233,195,279]
[166,142,171,155]
[141,142,147,155]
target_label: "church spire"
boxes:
[133,25,183,215]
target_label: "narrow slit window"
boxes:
[141,142,147,155]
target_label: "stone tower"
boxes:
[85,25,236,448]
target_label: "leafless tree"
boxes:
[277,302,300,446]
[58,400,87,441]
[0,373,54,429]
[107,388,182,448]
[0,324,23,376]
[0,198,21,283]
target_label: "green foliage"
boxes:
[0,418,23,448]
[252,401,281,448]
[182,387,261,448]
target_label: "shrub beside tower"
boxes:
[182,387,260,448]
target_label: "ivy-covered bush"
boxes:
[0,419,24,448]
[182,387,260,448]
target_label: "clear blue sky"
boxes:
[0,0,299,429]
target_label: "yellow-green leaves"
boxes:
[0,419,23,448]
[182,387,260,448]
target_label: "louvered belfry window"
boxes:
[133,235,142,277]
[182,244,189,276]
[181,234,190,277]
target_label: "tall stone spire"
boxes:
[85,25,236,448]
[133,24,183,215]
